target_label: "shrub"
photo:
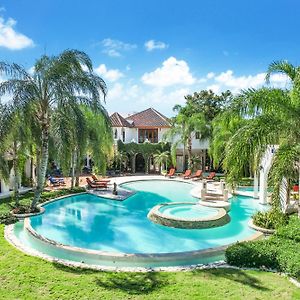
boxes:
[226,219,300,279]
[277,241,300,279]
[252,209,288,230]
[276,215,300,242]
[238,177,254,186]
[225,239,279,269]
[0,213,18,225]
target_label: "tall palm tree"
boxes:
[219,60,300,212]
[0,50,107,208]
[165,104,209,169]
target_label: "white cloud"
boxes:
[206,72,215,79]
[215,70,266,92]
[144,40,168,51]
[101,38,137,57]
[141,56,196,87]
[209,70,290,93]
[105,79,190,115]
[206,84,220,94]
[0,17,34,50]
[95,64,124,82]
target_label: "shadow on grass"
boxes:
[52,262,98,275]
[95,272,168,295]
[52,262,168,295]
[192,268,270,291]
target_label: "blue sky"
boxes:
[0,0,298,115]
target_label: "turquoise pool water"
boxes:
[159,203,219,219]
[12,180,265,268]
[237,186,255,192]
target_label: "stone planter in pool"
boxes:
[148,202,230,229]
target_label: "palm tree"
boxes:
[165,104,209,169]
[219,60,300,213]
[0,103,32,204]
[0,50,107,208]
[153,150,170,173]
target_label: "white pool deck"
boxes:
[87,175,233,201]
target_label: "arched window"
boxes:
[122,129,125,142]
[114,129,118,139]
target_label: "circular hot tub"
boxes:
[148,202,230,229]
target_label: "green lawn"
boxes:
[0,226,299,299]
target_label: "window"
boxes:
[122,130,125,142]
[114,129,118,139]
[138,129,158,143]
[195,132,201,139]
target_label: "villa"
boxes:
[110,107,209,173]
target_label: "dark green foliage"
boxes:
[238,177,254,186]
[252,209,288,230]
[0,213,18,225]
[226,216,300,279]
[276,216,300,242]
[117,140,170,157]
[226,239,280,269]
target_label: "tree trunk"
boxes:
[32,125,49,209]
[187,135,192,169]
[71,149,76,189]
[12,140,19,205]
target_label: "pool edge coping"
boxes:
[4,223,264,272]
[4,176,263,272]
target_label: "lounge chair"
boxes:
[91,174,110,183]
[191,170,203,180]
[86,178,108,189]
[166,168,175,178]
[181,169,192,179]
[48,176,66,186]
[206,172,216,180]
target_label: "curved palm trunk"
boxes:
[32,126,49,209]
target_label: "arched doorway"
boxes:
[135,153,145,173]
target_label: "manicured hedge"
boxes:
[225,239,279,270]
[226,216,300,279]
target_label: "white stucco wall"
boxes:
[113,126,209,150]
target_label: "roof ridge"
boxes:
[150,107,169,122]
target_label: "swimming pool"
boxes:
[7,179,264,270]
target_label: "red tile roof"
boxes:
[126,108,171,128]
[110,112,132,127]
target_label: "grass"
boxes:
[0,187,85,223]
[0,225,299,299]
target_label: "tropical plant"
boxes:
[0,50,107,208]
[0,103,32,204]
[217,60,300,214]
[165,105,209,169]
[153,150,170,173]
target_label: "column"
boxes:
[254,171,259,199]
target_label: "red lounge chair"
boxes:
[191,170,203,180]
[181,170,192,179]
[166,168,175,178]
[86,178,108,189]
[91,174,110,183]
[206,172,216,180]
